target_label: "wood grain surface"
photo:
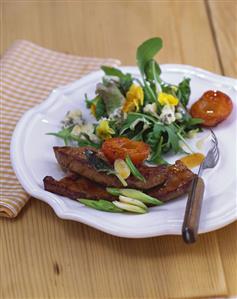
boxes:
[1,1,236,298]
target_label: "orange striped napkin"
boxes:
[0,40,120,218]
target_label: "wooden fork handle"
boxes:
[182,176,205,244]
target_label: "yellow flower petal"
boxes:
[122,84,144,113]
[90,103,96,117]
[96,119,115,140]
[158,92,179,106]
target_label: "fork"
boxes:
[182,129,220,244]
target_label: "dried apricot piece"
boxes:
[190,90,233,127]
[102,137,150,165]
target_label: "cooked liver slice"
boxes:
[147,160,196,202]
[43,173,115,201]
[53,146,168,189]
[43,161,195,204]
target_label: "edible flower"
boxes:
[158,92,179,106]
[122,84,144,113]
[90,103,96,117]
[96,119,115,140]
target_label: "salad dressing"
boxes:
[180,153,205,169]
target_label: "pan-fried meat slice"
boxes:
[43,161,195,203]
[53,146,168,189]
[147,160,196,202]
[43,173,115,201]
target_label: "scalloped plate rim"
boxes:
[10,64,237,238]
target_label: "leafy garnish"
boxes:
[85,149,127,186]
[47,127,73,145]
[176,78,191,107]
[136,37,163,77]
[120,113,151,135]
[47,127,100,148]
[86,95,107,121]
[96,81,125,115]
[48,37,203,166]
[183,116,203,128]
[125,155,146,182]
[85,149,114,173]
[148,136,168,164]
[144,59,161,82]
[101,66,125,78]
[101,66,133,94]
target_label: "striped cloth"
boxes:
[0,40,120,218]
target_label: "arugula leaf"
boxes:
[144,59,161,83]
[71,133,101,148]
[165,124,180,153]
[119,113,152,135]
[47,127,101,148]
[143,82,157,103]
[136,37,163,77]
[96,82,125,115]
[148,136,168,165]
[95,96,106,120]
[85,95,107,121]
[79,199,123,213]
[76,139,101,148]
[176,78,191,107]
[119,74,133,94]
[85,94,93,108]
[185,117,203,126]
[101,66,125,78]
[101,66,133,94]
[180,115,203,132]
[147,123,180,157]
[119,114,143,134]
[47,127,73,145]
[161,83,176,95]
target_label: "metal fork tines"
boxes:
[199,129,220,174]
[182,129,220,244]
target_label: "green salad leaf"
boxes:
[47,127,73,145]
[176,78,191,107]
[86,95,107,121]
[101,66,126,78]
[144,59,161,83]
[101,66,133,94]
[136,37,163,77]
[96,81,125,115]
[48,37,203,166]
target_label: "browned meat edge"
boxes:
[43,161,195,204]
[53,146,168,189]
[147,160,196,201]
[43,173,115,201]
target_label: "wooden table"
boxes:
[1,1,236,298]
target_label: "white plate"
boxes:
[11,65,237,238]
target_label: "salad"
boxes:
[49,37,203,165]
[46,37,233,215]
